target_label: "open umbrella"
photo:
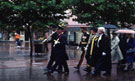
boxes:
[116,29,135,34]
[102,24,118,29]
[130,25,135,29]
[102,24,118,40]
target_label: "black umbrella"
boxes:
[102,24,118,44]
[102,24,118,29]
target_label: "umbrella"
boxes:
[101,24,118,40]
[116,29,135,34]
[130,25,135,29]
[102,24,118,29]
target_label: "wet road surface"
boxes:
[0,42,135,81]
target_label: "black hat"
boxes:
[90,27,97,32]
[50,25,58,28]
[112,31,117,35]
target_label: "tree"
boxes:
[0,1,14,31]
[71,0,135,28]
[0,0,71,57]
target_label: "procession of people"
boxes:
[43,24,135,77]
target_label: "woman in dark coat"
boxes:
[124,34,134,71]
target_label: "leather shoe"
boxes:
[83,68,91,72]
[91,72,100,76]
[74,67,80,70]
[103,73,111,76]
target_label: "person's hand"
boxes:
[84,47,87,51]
[43,39,47,42]
[76,46,80,50]
[41,39,47,44]
[102,52,106,56]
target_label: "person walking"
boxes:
[14,32,21,48]
[45,25,59,71]
[48,26,69,73]
[119,34,127,70]
[85,27,99,73]
[111,31,123,63]
[124,34,134,71]
[74,27,89,70]
[44,32,49,52]
[92,27,111,76]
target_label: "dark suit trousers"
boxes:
[52,60,69,72]
[47,58,54,69]
[77,50,85,68]
[94,56,111,74]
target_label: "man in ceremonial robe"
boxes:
[85,28,99,72]
[92,27,111,76]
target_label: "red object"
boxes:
[81,27,87,30]
[58,24,69,39]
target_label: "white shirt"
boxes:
[97,33,103,47]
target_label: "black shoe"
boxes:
[103,73,111,76]
[58,70,63,73]
[47,69,54,73]
[64,71,69,74]
[129,68,134,71]
[74,67,80,70]
[44,70,53,74]
[83,67,87,71]
[83,68,91,72]
[44,68,50,71]
[123,67,128,72]
[91,72,100,76]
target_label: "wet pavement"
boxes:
[0,42,135,81]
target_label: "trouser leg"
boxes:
[62,61,69,72]
[93,58,104,75]
[77,51,85,68]
[51,62,58,72]
[47,59,54,69]
[57,64,62,72]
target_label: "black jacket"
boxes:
[96,34,111,70]
[79,32,89,51]
[53,34,68,63]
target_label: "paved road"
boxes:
[0,42,135,81]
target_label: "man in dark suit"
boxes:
[49,26,69,73]
[119,34,127,70]
[45,25,59,71]
[92,27,111,76]
[74,27,89,70]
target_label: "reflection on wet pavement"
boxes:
[0,66,135,81]
[0,42,83,68]
[0,42,135,81]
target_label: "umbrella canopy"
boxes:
[102,24,118,29]
[116,29,135,34]
[130,25,135,29]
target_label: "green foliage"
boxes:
[0,0,71,31]
[72,0,135,28]
[1,0,134,29]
